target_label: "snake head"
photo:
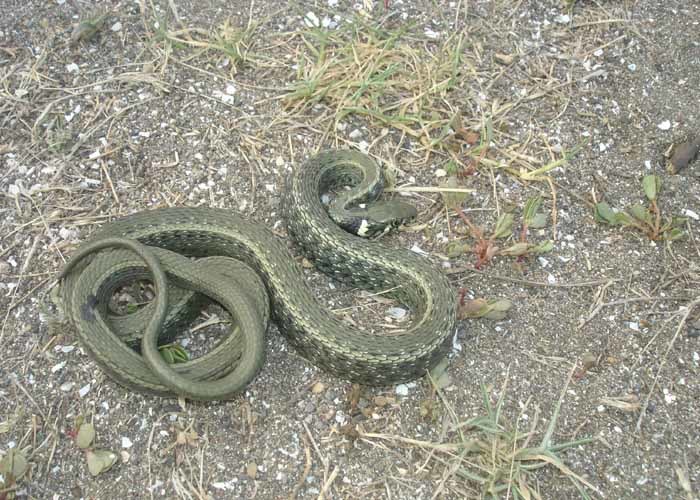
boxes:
[344,200,418,237]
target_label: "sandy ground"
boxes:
[1,0,699,498]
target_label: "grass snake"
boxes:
[59,150,457,400]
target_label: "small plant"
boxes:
[359,374,598,498]
[283,15,465,153]
[159,343,189,364]
[446,194,553,268]
[594,175,684,241]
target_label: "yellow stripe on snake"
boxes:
[59,150,457,400]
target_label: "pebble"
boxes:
[79,384,91,398]
[51,362,66,373]
[387,307,407,320]
[681,209,699,220]
[657,120,671,131]
[304,12,320,28]
[121,437,133,449]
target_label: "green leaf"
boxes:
[664,227,685,240]
[523,196,543,226]
[86,449,117,476]
[0,448,28,484]
[615,212,636,227]
[457,298,490,319]
[671,216,688,228]
[628,204,652,225]
[483,299,513,320]
[159,344,189,364]
[429,358,452,390]
[532,240,554,254]
[500,242,529,256]
[446,241,471,258]
[492,213,514,239]
[642,175,661,201]
[529,213,548,229]
[160,347,174,364]
[444,160,460,176]
[441,176,470,210]
[594,202,620,225]
[76,422,96,449]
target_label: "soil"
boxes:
[1,0,699,499]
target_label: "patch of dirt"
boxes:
[1,1,699,498]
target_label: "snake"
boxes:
[59,150,457,400]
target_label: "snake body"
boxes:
[60,150,457,400]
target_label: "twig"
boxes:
[384,186,475,194]
[317,466,338,500]
[579,295,688,329]
[289,434,312,500]
[448,267,618,288]
[636,297,700,433]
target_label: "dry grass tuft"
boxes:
[283,16,467,153]
[360,370,598,499]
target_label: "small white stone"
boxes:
[628,322,640,331]
[593,49,604,57]
[424,28,440,39]
[349,129,363,139]
[681,209,699,220]
[387,307,407,320]
[657,120,671,131]
[627,63,636,71]
[79,384,90,398]
[597,405,605,412]
[663,388,676,404]
[693,352,699,362]
[434,168,447,178]
[395,384,409,396]
[58,227,77,241]
[554,14,570,24]
[547,274,556,284]
[304,11,320,27]
[328,0,338,6]
[358,140,369,152]
[275,156,285,167]
[321,16,336,29]
[51,362,66,373]
[111,21,122,32]
[121,436,133,448]
[644,160,652,170]
[60,382,74,392]
[410,244,428,256]
[212,479,239,491]
[225,84,236,95]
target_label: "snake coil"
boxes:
[59,150,457,400]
